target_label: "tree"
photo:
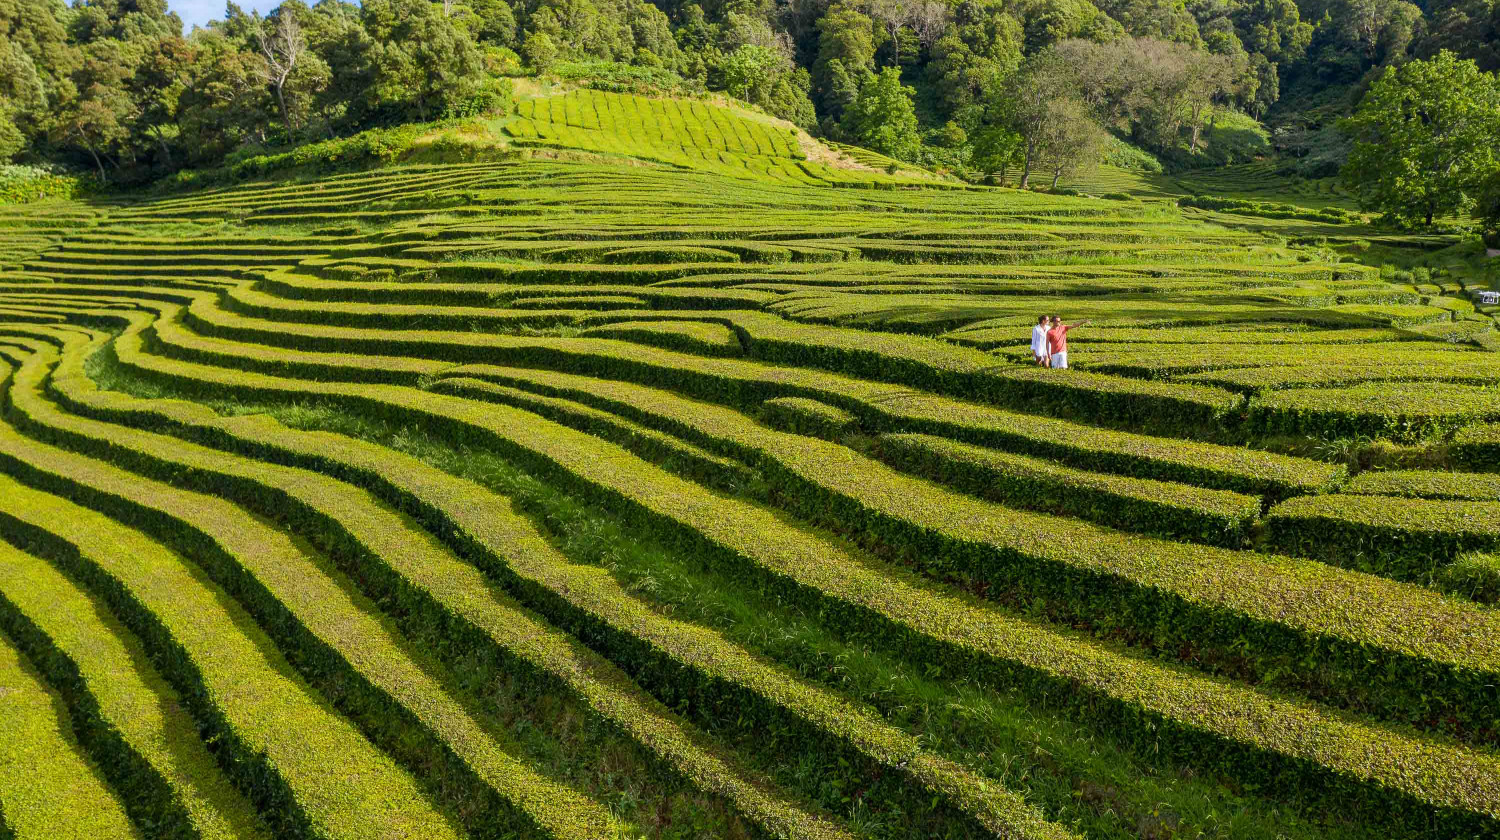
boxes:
[839,65,920,161]
[1416,0,1500,71]
[305,0,376,131]
[128,34,192,166]
[0,35,48,155]
[968,123,1022,182]
[1232,0,1311,65]
[1326,0,1423,65]
[925,3,1023,120]
[1341,51,1500,227]
[521,30,556,73]
[53,40,137,180]
[525,0,633,62]
[1480,169,1500,247]
[719,43,776,99]
[1039,96,1108,186]
[176,30,269,164]
[363,0,485,121]
[253,7,310,133]
[1002,49,1077,188]
[813,2,876,118]
[454,0,516,45]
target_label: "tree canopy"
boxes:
[0,0,1493,194]
[1341,51,1500,227]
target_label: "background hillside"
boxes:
[2,0,1497,189]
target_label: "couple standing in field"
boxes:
[1031,315,1089,369]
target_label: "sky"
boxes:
[170,0,280,31]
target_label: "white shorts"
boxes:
[1050,352,1067,369]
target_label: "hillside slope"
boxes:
[0,95,1498,839]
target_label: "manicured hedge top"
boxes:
[1346,469,1500,501]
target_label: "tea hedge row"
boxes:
[0,418,462,840]
[1265,494,1500,581]
[149,290,1339,497]
[877,433,1259,547]
[82,317,1500,835]
[43,321,1069,840]
[0,341,622,840]
[420,361,1499,736]
[0,536,266,840]
[0,614,139,840]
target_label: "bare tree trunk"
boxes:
[275,84,291,134]
[1019,140,1035,189]
[87,146,106,183]
[258,12,304,135]
[1052,167,1062,189]
[154,129,172,167]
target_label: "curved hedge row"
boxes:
[0,340,621,840]
[6,151,1497,838]
[0,538,266,840]
[76,313,1500,835]
[43,326,1068,840]
[0,615,139,840]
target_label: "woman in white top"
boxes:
[1030,315,1050,366]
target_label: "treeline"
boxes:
[1,0,1497,182]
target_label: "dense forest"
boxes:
[0,0,1498,186]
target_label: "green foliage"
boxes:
[1179,194,1358,222]
[225,122,427,178]
[363,0,487,122]
[1266,493,1500,581]
[522,31,558,73]
[0,625,140,840]
[1480,169,1500,246]
[838,67,921,162]
[758,397,859,440]
[1341,51,1500,227]
[0,166,95,205]
[879,433,1260,546]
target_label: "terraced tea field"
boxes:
[1,107,1499,839]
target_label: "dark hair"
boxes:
[1038,315,1048,324]
[1050,315,1061,322]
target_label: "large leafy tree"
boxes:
[127,33,192,166]
[1341,51,1500,227]
[924,1,1023,122]
[176,29,270,163]
[839,65,920,161]
[812,1,876,119]
[716,44,815,126]
[1481,170,1500,247]
[1416,0,1500,71]
[363,0,485,121]
[53,40,138,179]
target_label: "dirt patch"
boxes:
[1487,248,1499,258]
[797,134,879,172]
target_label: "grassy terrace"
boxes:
[0,88,1497,839]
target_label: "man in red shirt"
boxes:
[1046,316,1089,369]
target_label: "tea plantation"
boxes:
[0,89,1498,840]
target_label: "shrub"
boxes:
[0,165,96,205]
